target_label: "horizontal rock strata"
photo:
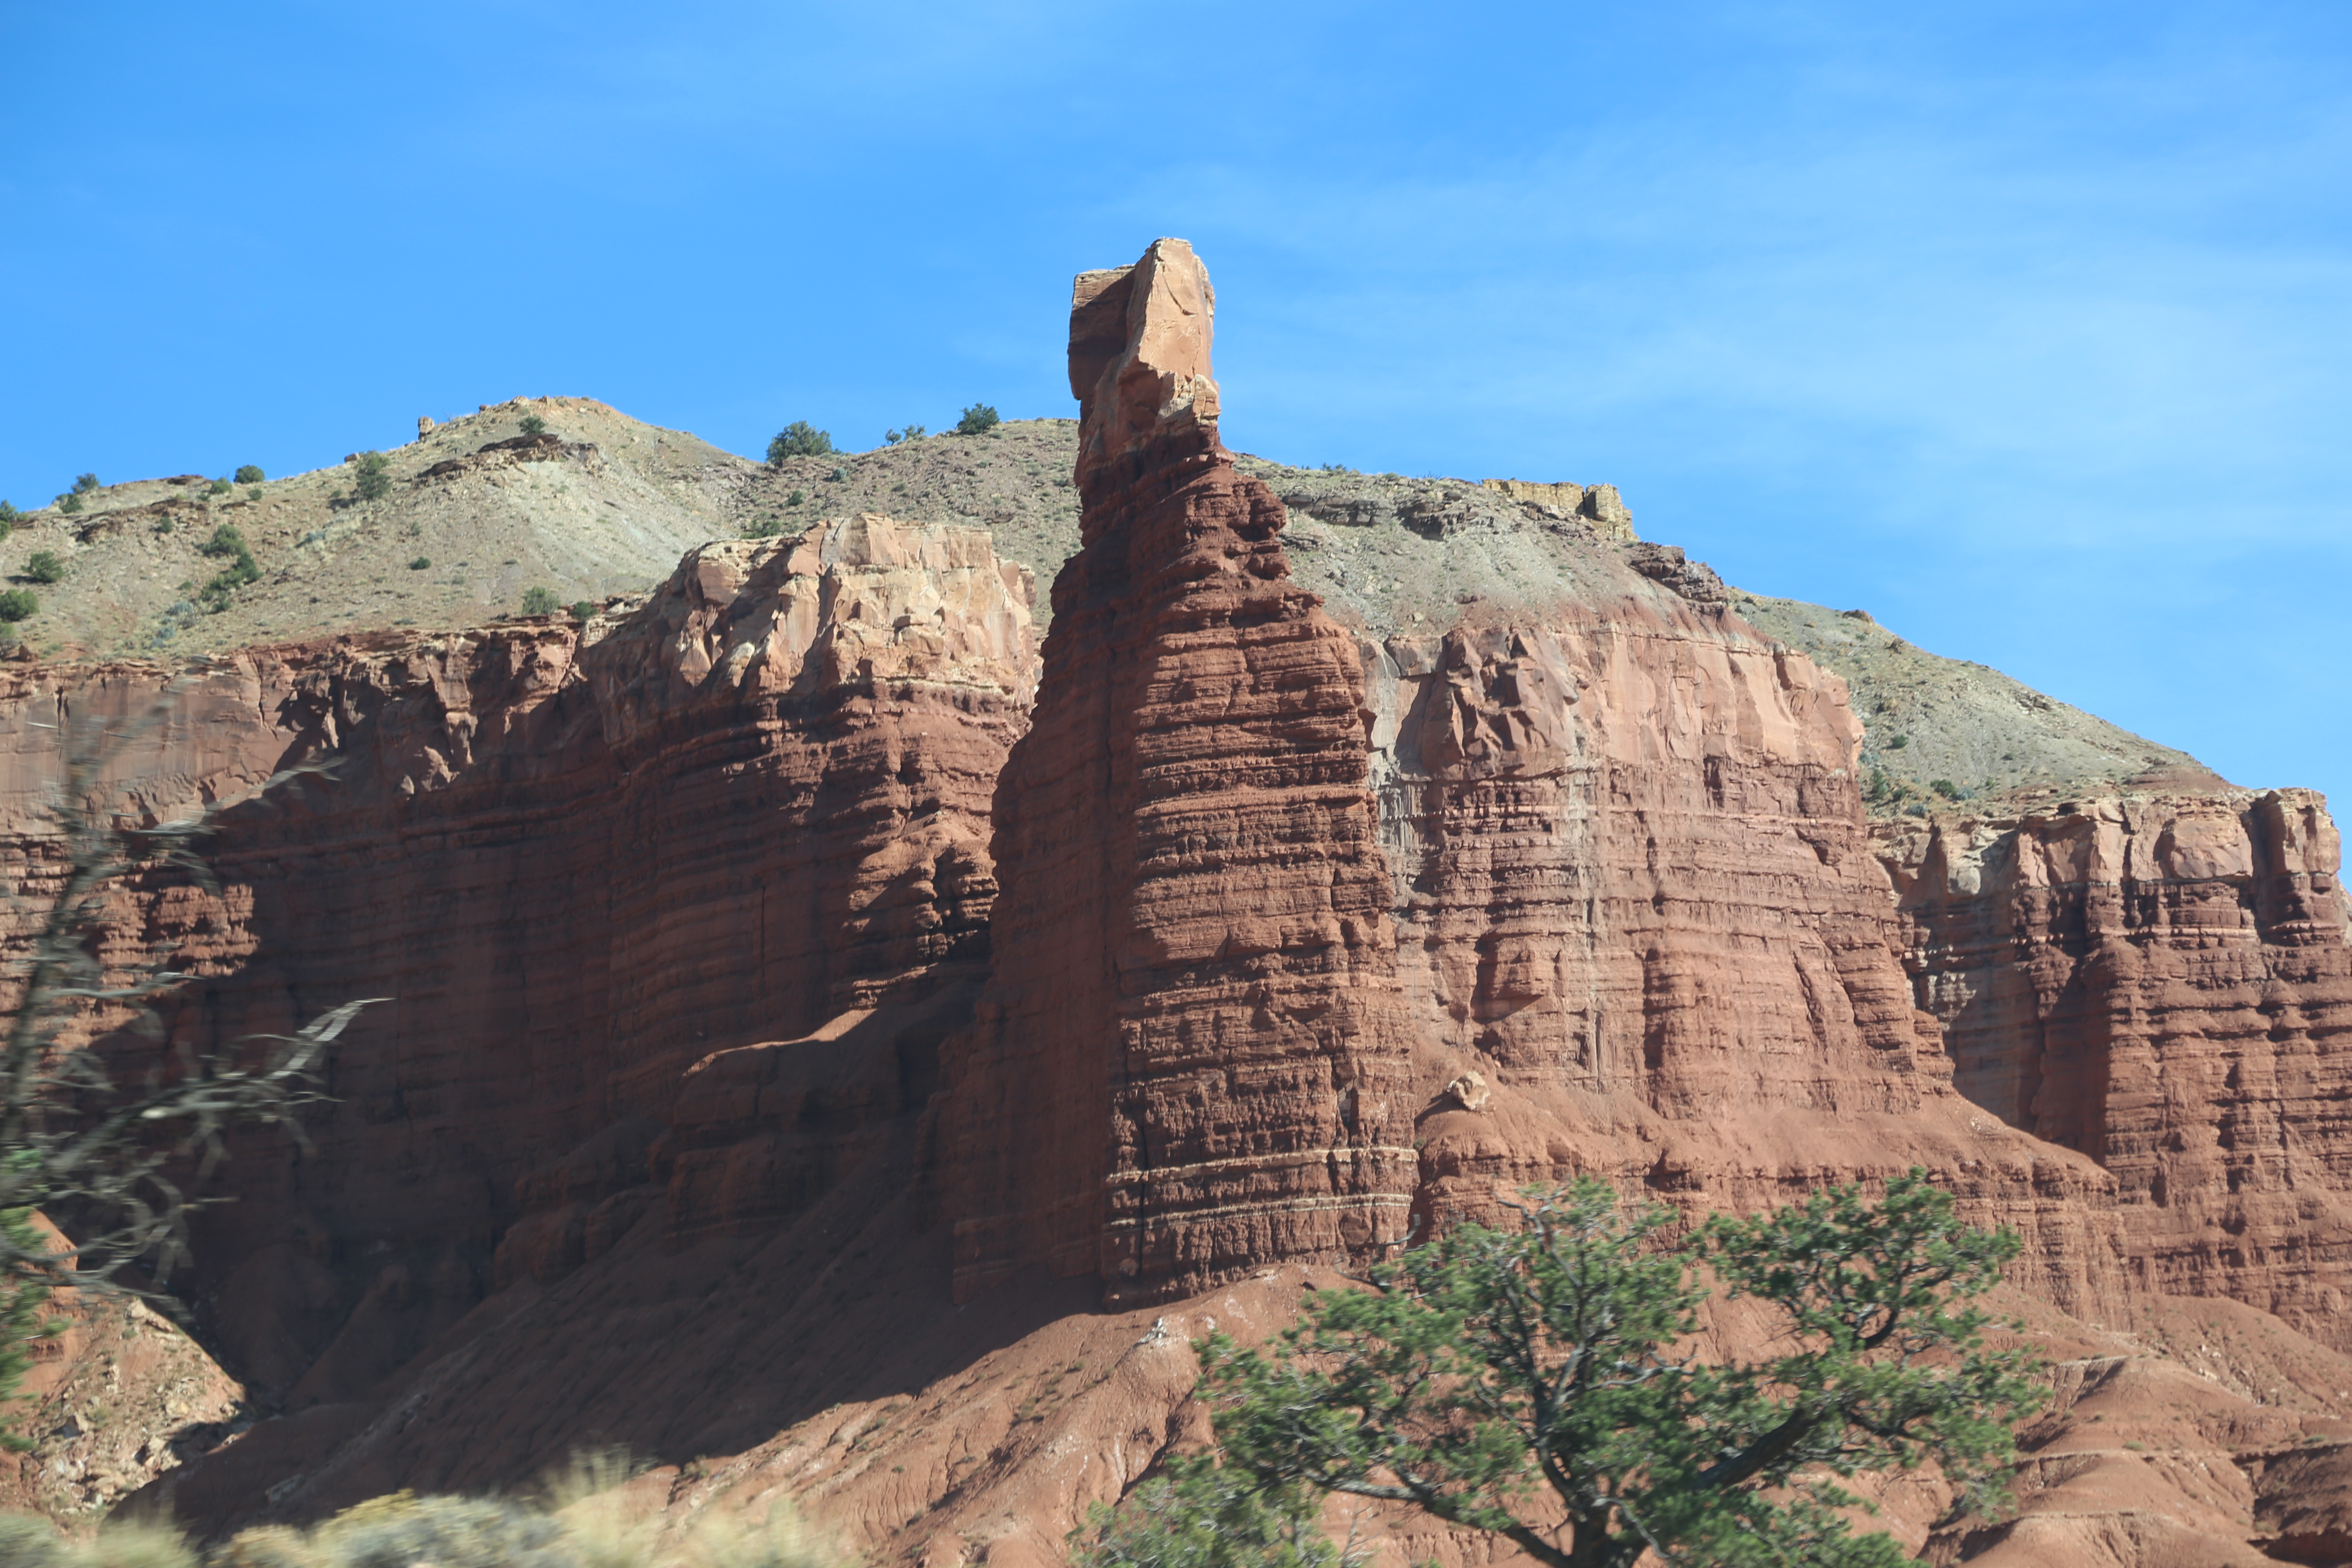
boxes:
[0,517,1035,1402]
[934,239,1417,1304]
[1880,791,2352,1347]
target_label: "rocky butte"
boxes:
[0,240,2341,1567]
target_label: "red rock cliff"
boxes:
[1880,790,2352,1347]
[934,239,1418,1304]
[0,517,1035,1401]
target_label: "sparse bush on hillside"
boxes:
[198,523,252,562]
[767,422,834,464]
[786,488,806,507]
[1931,778,1965,801]
[155,517,176,536]
[235,464,265,484]
[352,450,393,502]
[197,523,261,610]
[570,600,595,621]
[520,414,548,438]
[21,553,63,585]
[743,518,784,540]
[1886,733,1909,750]
[956,403,1001,435]
[521,585,560,616]
[0,502,16,541]
[409,556,430,571]
[206,478,233,496]
[885,424,928,444]
[247,486,264,501]
[0,591,34,624]
[828,466,848,483]
[70,474,98,495]
[55,493,81,515]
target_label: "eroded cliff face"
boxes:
[934,240,1418,1305]
[1880,792,2352,1348]
[0,517,1035,1403]
[10,240,2346,1568]
[923,237,2140,1331]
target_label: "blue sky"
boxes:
[3,2,2346,808]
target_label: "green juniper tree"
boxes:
[196,524,261,611]
[767,422,834,463]
[1177,1174,2041,1568]
[352,450,393,502]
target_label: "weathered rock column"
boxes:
[938,239,1418,1304]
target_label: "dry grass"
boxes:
[0,1463,845,1568]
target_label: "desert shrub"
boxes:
[56,494,82,515]
[520,413,548,438]
[1886,733,1909,750]
[956,403,1000,435]
[570,600,594,621]
[786,488,806,506]
[196,523,261,609]
[198,523,252,563]
[743,518,783,539]
[885,425,927,444]
[203,1478,842,1568]
[206,478,233,496]
[235,464,264,484]
[1074,1460,1352,1568]
[0,727,372,1456]
[246,486,264,501]
[0,1514,62,1565]
[767,422,834,463]
[155,517,176,536]
[0,1514,197,1567]
[0,502,15,541]
[0,591,36,624]
[352,450,392,502]
[1931,778,1964,801]
[71,474,98,495]
[21,552,63,585]
[521,585,560,616]
[0,1210,61,1453]
[828,466,848,483]
[220,1491,570,1568]
[408,556,430,571]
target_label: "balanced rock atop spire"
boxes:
[1067,238,1223,527]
